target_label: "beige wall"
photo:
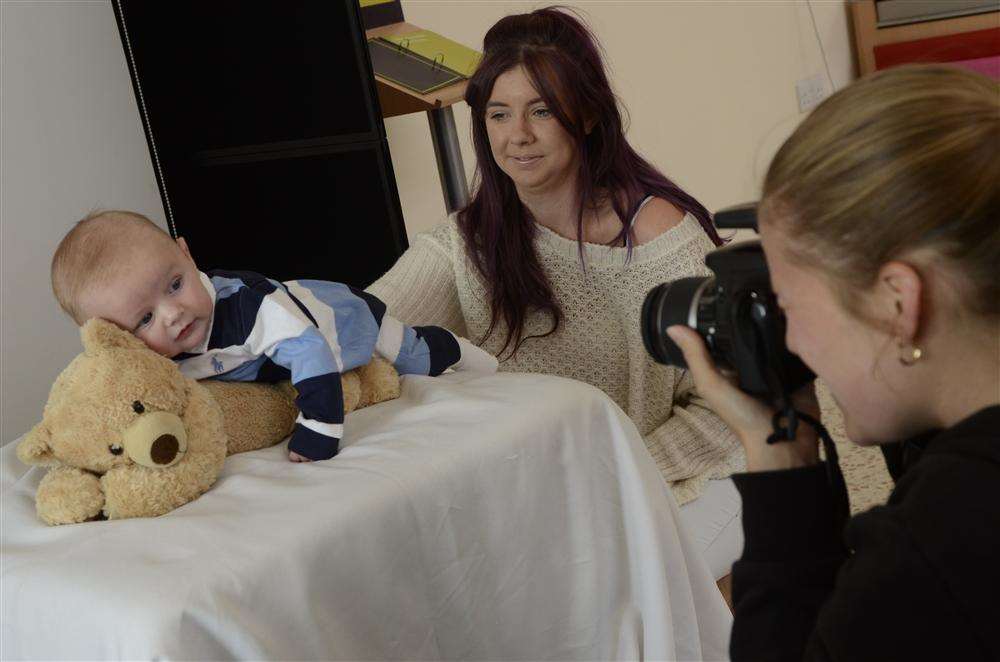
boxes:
[0,1,855,442]
[1,1,166,443]
[387,0,857,237]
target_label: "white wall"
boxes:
[387,0,857,237]
[0,0,856,443]
[1,1,166,443]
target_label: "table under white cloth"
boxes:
[1,372,731,660]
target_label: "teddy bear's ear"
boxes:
[80,318,147,354]
[16,422,58,467]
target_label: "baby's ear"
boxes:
[176,236,193,262]
[80,318,147,354]
[17,422,57,467]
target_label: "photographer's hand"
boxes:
[667,325,820,472]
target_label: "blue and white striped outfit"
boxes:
[176,270,494,460]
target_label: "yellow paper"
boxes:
[359,0,394,7]
[383,30,482,77]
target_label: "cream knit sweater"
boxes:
[367,212,745,504]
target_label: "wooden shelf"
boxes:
[365,21,469,118]
[851,0,1000,75]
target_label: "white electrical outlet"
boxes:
[796,74,829,113]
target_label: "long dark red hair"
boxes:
[459,6,721,358]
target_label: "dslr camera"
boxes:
[641,203,813,405]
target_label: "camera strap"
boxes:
[768,407,851,531]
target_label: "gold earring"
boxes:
[898,343,923,366]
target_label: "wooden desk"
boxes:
[366,21,471,213]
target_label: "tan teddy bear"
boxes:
[16,319,400,525]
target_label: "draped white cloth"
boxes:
[2,372,731,661]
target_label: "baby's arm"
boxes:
[246,290,345,462]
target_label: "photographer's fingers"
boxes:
[667,325,821,472]
[666,326,728,390]
[666,324,747,416]
[667,324,773,448]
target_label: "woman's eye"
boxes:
[532,107,551,118]
[488,111,507,121]
[170,277,182,292]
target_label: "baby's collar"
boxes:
[188,271,217,355]
[199,270,218,307]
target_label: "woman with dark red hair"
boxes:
[369,7,741,529]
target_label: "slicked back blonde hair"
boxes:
[761,64,999,322]
[51,210,173,324]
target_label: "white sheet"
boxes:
[1,372,731,661]
[679,479,744,581]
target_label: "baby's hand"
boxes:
[288,450,313,463]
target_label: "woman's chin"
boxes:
[837,410,871,446]
[843,413,901,448]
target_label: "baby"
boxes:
[51,210,497,462]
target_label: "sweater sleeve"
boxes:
[642,367,744,502]
[366,224,467,336]
[729,460,985,662]
[729,464,847,661]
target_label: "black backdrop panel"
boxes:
[117,1,379,153]
[113,0,407,288]
[178,150,402,287]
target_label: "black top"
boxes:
[730,405,1000,661]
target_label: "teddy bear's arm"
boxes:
[35,467,105,525]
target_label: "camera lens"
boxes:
[641,276,715,367]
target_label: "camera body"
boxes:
[641,204,813,403]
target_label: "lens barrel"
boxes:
[641,276,714,367]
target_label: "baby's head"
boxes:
[52,210,214,357]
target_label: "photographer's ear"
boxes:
[876,261,923,343]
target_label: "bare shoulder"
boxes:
[631,197,686,246]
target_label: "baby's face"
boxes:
[78,238,214,357]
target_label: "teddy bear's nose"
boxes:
[122,411,188,469]
[150,434,179,465]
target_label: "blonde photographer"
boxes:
[669,64,999,661]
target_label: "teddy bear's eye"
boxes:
[132,401,145,414]
[109,444,124,456]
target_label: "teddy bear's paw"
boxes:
[100,466,208,520]
[36,467,105,526]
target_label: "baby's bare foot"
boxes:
[288,451,313,463]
